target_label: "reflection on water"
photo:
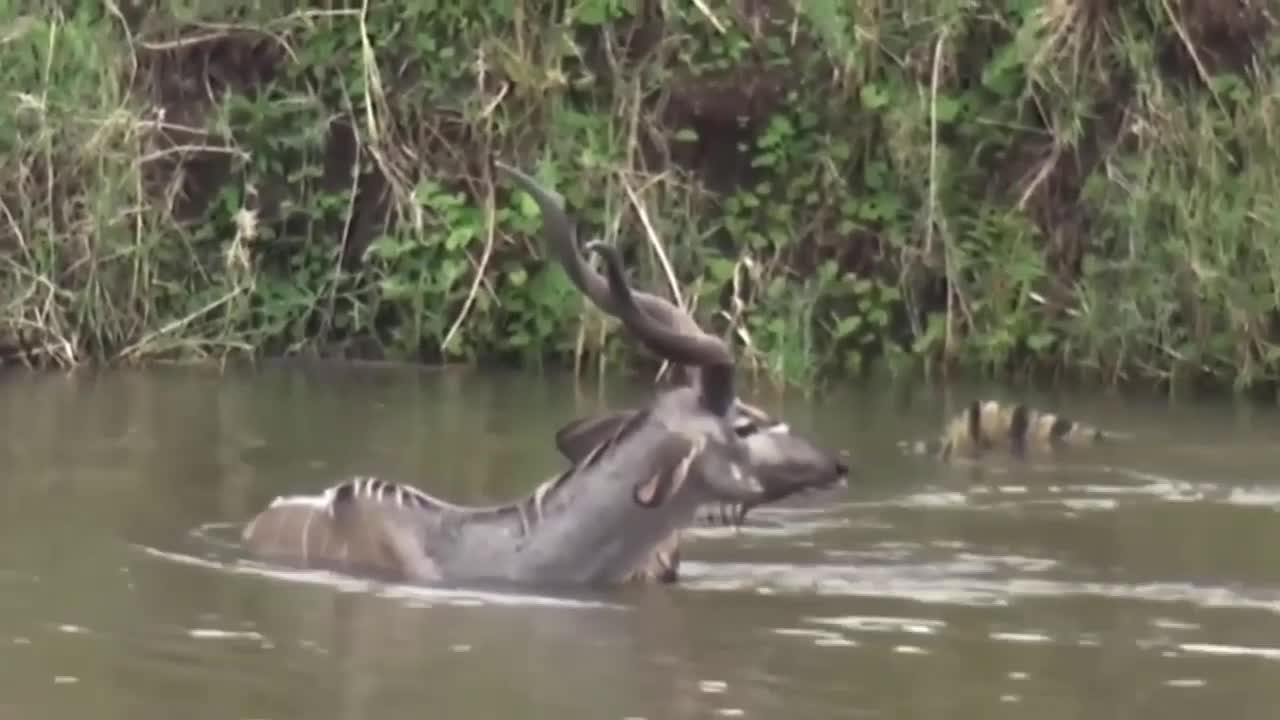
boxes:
[1,363,1279,719]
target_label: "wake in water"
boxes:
[849,463,1280,514]
[129,522,626,611]
[676,557,1280,616]
[665,464,1280,619]
[152,457,1280,622]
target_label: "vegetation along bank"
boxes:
[2,2,1277,394]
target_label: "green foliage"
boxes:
[1,0,1277,396]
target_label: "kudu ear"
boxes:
[555,411,638,463]
[631,435,702,509]
[585,241,736,417]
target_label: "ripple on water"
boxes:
[893,645,929,655]
[1177,643,1280,661]
[679,560,1280,615]
[769,627,859,648]
[855,468,1280,517]
[186,628,265,642]
[1151,618,1202,631]
[989,631,1054,645]
[698,680,728,694]
[685,514,853,541]
[806,615,945,636]
[1224,486,1280,508]
[769,615,945,652]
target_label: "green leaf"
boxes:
[705,257,735,283]
[1027,331,1055,351]
[576,0,611,25]
[413,180,443,205]
[365,234,413,261]
[833,314,862,338]
[517,191,541,219]
[860,83,889,110]
[379,277,416,301]
[445,226,474,251]
[934,95,962,123]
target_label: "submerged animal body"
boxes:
[241,162,847,588]
[497,161,848,583]
[242,393,762,586]
[904,399,1114,462]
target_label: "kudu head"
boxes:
[494,161,849,520]
[555,398,847,525]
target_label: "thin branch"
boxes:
[116,289,243,361]
[924,28,945,258]
[440,176,498,355]
[620,177,683,308]
[690,0,728,34]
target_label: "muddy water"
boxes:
[1,364,1278,719]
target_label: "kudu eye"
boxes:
[733,421,758,437]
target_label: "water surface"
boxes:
[1,363,1278,719]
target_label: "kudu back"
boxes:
[242,181,790,586]
[494,161,848,581]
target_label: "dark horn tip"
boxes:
[585,241,632,305]
[586,241,737,418]
[584,241,618,268]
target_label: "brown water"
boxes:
[1,363,1278,719]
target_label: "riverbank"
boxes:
[2,3,1276,394]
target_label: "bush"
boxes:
[1,0,1277,394]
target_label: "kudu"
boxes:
[494,161,849,582]
[242,220,792,587]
